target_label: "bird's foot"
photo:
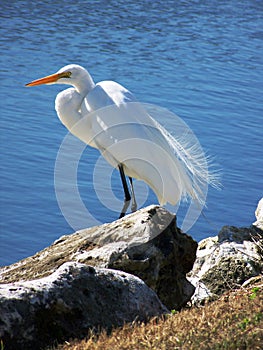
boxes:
[131,201,137,212]
[119,199,131,219]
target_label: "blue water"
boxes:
[1,0,262,266]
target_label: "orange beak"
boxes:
[25,72,60,87]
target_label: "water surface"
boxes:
[1,0,262,266]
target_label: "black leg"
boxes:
[129,177,137,212]
[118,164,131,218]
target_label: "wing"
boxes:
[74,80,138,149]
[71,81,216,206]
[82,80,137,112]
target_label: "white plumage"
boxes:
[26,64,218,214]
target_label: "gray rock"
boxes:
[0,205,197,310]
[218,224,262,243]
[188,225,263,304]
[0,262,168,350]
[253,197,263,231]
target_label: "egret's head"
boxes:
[56,64,90,85]
[25,64,93,90]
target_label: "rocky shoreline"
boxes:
[0,200,262,350]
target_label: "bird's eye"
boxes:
[60,71,72,79]
[64,71,72,78]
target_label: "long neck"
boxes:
[74,71,95,97]
[55,88,85,131]
[55,87,96,146]
[55,70,96,138]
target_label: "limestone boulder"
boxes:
[0,262,168,350]
[253,197,263,231]
[188,224,262,303]
[0,205,197,310]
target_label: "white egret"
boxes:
[26,64,218,218]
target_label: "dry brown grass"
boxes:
[55,283,263,350]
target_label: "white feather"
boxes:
[32,64,219,208]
